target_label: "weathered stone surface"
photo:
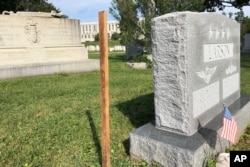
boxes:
[152,12,240,135]
[0,59,99,79]
[0,12,98,79]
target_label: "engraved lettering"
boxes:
[204,43,233,62]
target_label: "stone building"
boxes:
[80,20,120,42]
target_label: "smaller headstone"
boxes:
[126,62,147,69]
[122,46,126,51]
[114,45,120,51]
[87,45,96,51]
[125,45,143,57]
[95,45,100,51]
[109,47,114,52]
[242,33,250,53]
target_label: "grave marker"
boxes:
[242,33,250,53]
[0,11,99,79]
[130,12,250,167]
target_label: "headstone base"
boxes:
[130,95,250,167]
[0,59,99,79]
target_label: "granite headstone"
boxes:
[152,11,240,135]
[130,12,250,167]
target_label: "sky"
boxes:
[47,0,114,22]
[47,0,250,23]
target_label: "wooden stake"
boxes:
[99,11,110,167]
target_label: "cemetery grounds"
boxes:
[0,52,250,166]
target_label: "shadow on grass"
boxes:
[116,93,155,128]
[86,110,101,164]
[116,93,155,155]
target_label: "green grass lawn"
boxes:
[0,53,250,166]
[228,55,250,150]
[83,40,121,47]
[0,52,158,167]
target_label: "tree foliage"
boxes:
[0,0,60,13]
[110,0,206,52]
[110,0,250,52]
[234,10,250,47]
[204,0,250,12]
[111,32,121,40]
[94,33,99,42]
[241,16,250,48]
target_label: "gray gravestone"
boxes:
[130,12,250,167]
[242,33,250,53]
[153,11,240,135]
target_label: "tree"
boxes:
[110,0,250,53]
[242,17,250,35]
[229,12,234,18]
[95,33,99,42]
[0,0,17,12]
[109,0,140,46]
[204,0,250,12]
[235,9,244,23]
[110,0,206,53]
[111,32,121,40]
[234,10,250,48]
[0,0,60,13]
[240,17,250,48]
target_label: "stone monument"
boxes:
[130,12,250,167]
[242,33,250,53]
[0,11,99,79]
